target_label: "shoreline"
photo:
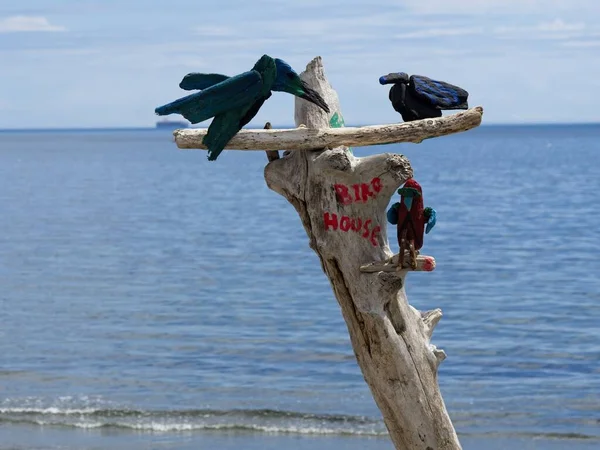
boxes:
[1,424,598,450]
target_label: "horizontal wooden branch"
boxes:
[174,106,483,151]
[360,253,436,273]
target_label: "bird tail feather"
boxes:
[154,92,219,124]
[202,114,240,161]
[179,73,229,91]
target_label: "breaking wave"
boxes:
[1,399,598,441]
[0,405,386,436]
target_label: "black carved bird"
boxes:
[379,72,469,122]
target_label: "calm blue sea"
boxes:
[0,124,598,450]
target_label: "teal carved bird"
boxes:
[155,55,330,161]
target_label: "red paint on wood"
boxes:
[352,217,363,232]
[362,219,372,239]
[360,183,374,202]
[372,177,382,193]
[353,184,361,203]
[333,178,384,205]
[323,212,382,247]
[370,226,381,247]
[340,216,352,232]
[422,257,436,271]
[334,184,352,205]
[324,212,339,231]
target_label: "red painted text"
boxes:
[323,212,381,247]
[334,177,383,205]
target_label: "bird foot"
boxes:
[395,257,405,272]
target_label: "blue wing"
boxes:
[387,203,400,225]
[410,75,469,110]
[155,70,263,124]
[425,208,437,234]
[202,93,271,161]
[179,73,230,91]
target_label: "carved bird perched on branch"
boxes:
[379,72,469,122]
[386,179,436,269]
[155,55,330,161]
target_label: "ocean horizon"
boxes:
[1,121,599,133]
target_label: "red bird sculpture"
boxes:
[387,179,436,269]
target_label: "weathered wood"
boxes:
[264,56,471,450]
[173,107,483,151]
[422,309,443,341]
[360,253,436,273]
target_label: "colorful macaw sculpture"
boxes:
[155,55,330,161]
[379,72,468,122]
[387,179,437,269]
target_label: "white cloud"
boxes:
[406,0,600,15]
[495,19,586,38]
[0,16,66,33]
[536,19,585,32]
[194,14,412,41]
[395,26,483,39]
[195,25,236,37]
[561,40,600,47]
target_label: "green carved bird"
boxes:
[155,55,330,161]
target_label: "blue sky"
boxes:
[1,0,599,128]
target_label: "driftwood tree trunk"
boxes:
[172,56,483,449]
[264,57,464,450]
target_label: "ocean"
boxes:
[0,124,598,449]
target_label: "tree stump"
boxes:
[264,57,466,450]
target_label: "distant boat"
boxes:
[156,119,189,130]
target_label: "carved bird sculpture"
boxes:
[379,72,468,122]
[386,179,436,269]
[155,55,330,160]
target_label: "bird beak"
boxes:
[403,197,413,211]
[299,81,330,113]
[379,72,410,85]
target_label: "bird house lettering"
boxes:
[323,212,381,246]
[334,177,382,205]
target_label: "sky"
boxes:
[1,0,599,128]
